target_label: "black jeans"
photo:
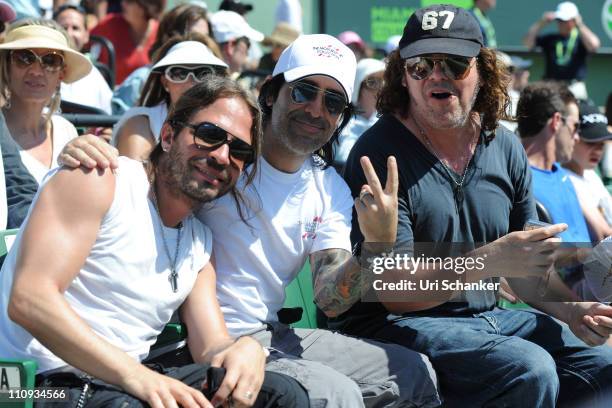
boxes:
[36,362,309,407]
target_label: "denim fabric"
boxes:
[364,307,612,407]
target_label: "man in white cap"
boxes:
[523,1,600,99]
[58,33,441,407]
[210,10,263,76]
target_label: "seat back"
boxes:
[283,262,318,329]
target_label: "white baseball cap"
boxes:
[272,34,357,102]
[151,41,228,71]
[210,10,264,43]
[555,2,579,22]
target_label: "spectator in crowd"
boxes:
[210,10,263,77]
[90,0,165,84]
[275,0,302,33]
[384,35,401,58]
[0,1,15,42]
[519,82,588,241]
[0,78,309,408]
[113,36,228,161]
[112,2,218,114]
[0,21,91,184]
[257,22,299,73]
[563,101,612,241]
[335,58,385,166]
[338,30,368,62]
[53,3,112,114]
[8,0,40,20]
[508,55,532,116]
[332,5,612,406]
[523,1,600,99]
[469,0,497,48]
[0,111,37,231]
[219,0,252,16]
[60,33,441,408]
[601,92,612,181]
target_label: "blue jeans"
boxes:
[358,308,612,408]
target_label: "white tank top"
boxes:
[0,157,212,373]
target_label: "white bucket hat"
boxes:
[151,41,228,72]
[0,25,91,83]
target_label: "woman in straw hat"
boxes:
[0,19,91,184]
[112,33,228,161]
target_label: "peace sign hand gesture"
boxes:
[355,156,399,243]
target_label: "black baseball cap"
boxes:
[399,4,484,59]
[219,0,253,15]
[578,101,612,143]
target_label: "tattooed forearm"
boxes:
[311,249,362,318]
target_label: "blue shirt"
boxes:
[531,163,591,242]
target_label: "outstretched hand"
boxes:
[355,156,399,243]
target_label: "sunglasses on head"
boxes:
[404,55,474,81]
[10,49,65,73]
[176,121,255,164]
[288,81,348,116]
[164,65,217,84]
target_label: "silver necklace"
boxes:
[414,119,477,207]
[150,185,183,293]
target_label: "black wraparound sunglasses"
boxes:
[175,121,255,164]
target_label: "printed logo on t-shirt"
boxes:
[301,216,322,239]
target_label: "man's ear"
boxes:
[160,123,174,152]
[551,112,563,133]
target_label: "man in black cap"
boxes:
[331,4,612,407]
[219,0,253,16]
[564,101,612,242]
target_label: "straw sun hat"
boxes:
[0,25,91,83]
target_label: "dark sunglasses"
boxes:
[10,49,65,73]
[288,81,348,116]
[164,65,217,84]
[561,116,580,136]
[177,121,255,164]
[404,55,474,81]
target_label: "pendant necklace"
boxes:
[414,119,478,210]
[150,182,183,293]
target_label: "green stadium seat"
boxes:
[283,261,318,329]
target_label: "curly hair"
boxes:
[377,47,510,133]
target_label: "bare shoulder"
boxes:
[117,115,154,141]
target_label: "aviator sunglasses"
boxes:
[176,121,255,164]
[164,65,217,84]
[404,55,474,81]
[11,49,65,73]
[288,81,348,116]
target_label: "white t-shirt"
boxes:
[198,156,353,337]
[61,66,113,114]
[566,168,612,226]
[17,115,78,185]
[0,157,212,373]
[112,103,168,147]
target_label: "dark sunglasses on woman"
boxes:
[11,49,65,72]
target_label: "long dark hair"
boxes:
[150,78,262,222]
[377,47,510,133]
[258,74,355,168]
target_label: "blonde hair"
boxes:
[0,19,70,123]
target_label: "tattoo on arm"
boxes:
[311,249,362,318]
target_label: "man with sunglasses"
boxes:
[0,79,309,408]
[331,4,612,407]
[56,34,441,406]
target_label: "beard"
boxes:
[158,145,233,205]
[416,80,480,130]
[270,109,334,156]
